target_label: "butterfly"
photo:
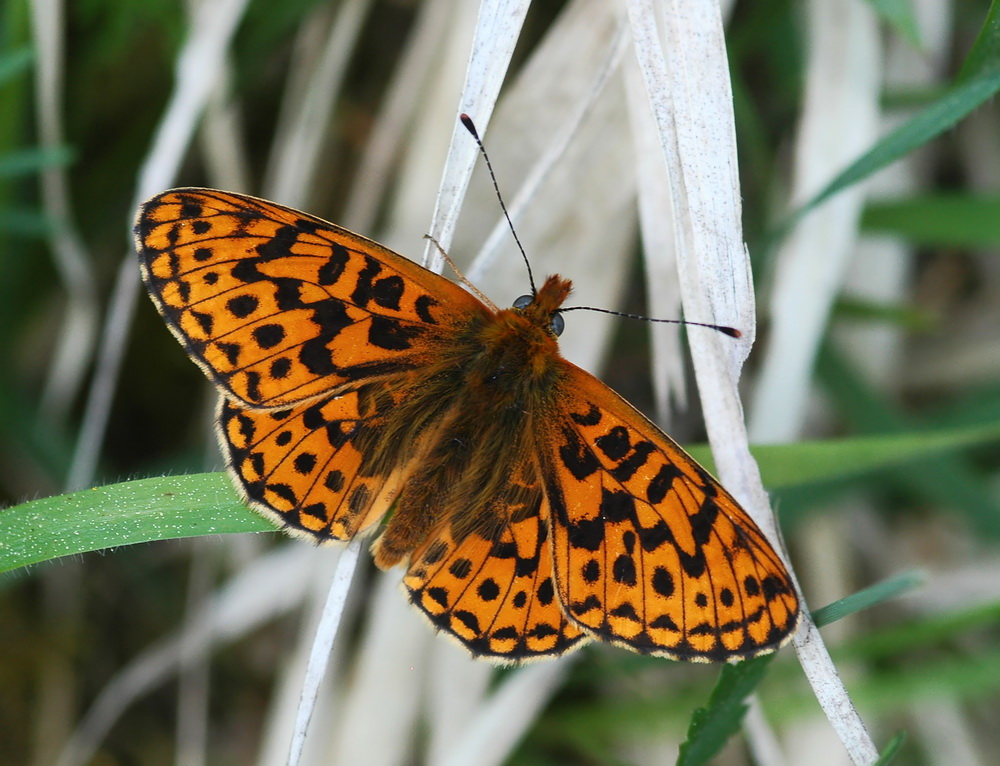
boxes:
[135,187,800,662]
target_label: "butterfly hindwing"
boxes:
[135,188,486,409]
[403,459,588,661]
[542,363,800,661]
[218,379,421,542]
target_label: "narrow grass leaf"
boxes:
[10,411,998,576]
[841,600,1000,661]
[874,731,907,765]
[834,296,935,332]
[847,647,1000,714]
[781,4,1000,231]
[818,344,1000,537]
[0,474,273,575]
[677,656,775,766]
[688,419,1000,490]
[862,195,1000,247]
[0,208,52,236]
[0,46,33,84]
[0,146,74,178]
[865,0,921,48]
[789,67,1000,225]
[956,0,1000,83]
[812,570,925,628]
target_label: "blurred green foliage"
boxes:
[3,1,1000,765]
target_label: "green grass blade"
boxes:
[757,420,1000,489]
[793,67,1000,221]
[0,474,275,575]
[0,207,52,236]
[0,145,74,178]
[688,419,1000,491]
[874,731,907,765]
[0,46,33,85]
[846,646,1000,715]
[865,0,921,48]
[956,0,1000,83]
[841,600,1000,662]
[772,4,1000,240]
[7,412,997,577]
[676,655,775,766]
[862,195,1000,247]
[812,571,925,628]
[817,345,1000,537]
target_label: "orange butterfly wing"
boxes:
[137,188,488,546]
[136,188,486,409]
[218,383,414,543]
[541,363,800,661]
[137,188,799,664]
[403,459,587,660]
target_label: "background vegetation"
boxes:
[2,0,1000,764]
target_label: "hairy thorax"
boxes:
[372,291,568,569]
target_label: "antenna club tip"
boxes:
[721,326,742,338]
[460,114,479,137]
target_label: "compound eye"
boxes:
[512,294,532,309]
[550,312,565,336]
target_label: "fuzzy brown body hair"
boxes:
[366,275,572,568]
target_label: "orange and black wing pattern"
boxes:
[136,187,799,665]
[218,381,416,543]
[541,363,799,661]
[403,458,587,660]
[135,188,485,409]
[136,188,485,545]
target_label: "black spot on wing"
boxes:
[558,425,599,480]
[610,440,654,482]
[253,324,285,349]
[227,294,258,319]
[595,426,630,460]
[317,244,350,285]
[599,487,634,523]
[647,463,683,505]
[570,403,602,426]
[415,294,439,324]
[256,224,298,260]
[368,315,422,350]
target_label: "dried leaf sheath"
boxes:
[136,188,799,662]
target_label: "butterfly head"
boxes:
[511,275,572,337]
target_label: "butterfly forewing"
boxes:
[136,188,484,409]
[542,366,799,660]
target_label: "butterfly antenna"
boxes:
[460,114,538,296]
[424,234,498,311]
[559,305,742,338]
